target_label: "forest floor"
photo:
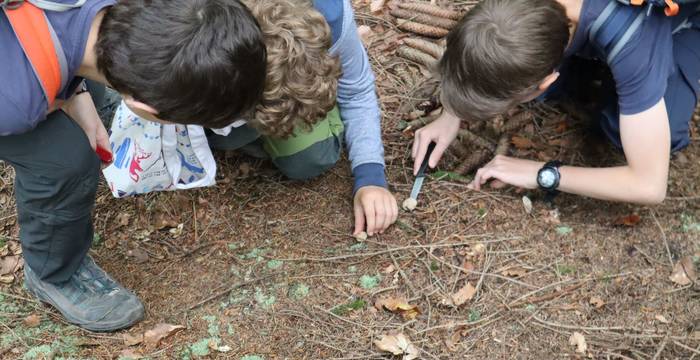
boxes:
[1,0,699,359]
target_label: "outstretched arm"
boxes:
[472,100,671,204]
[331,0,398,235]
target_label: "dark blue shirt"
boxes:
[0,0,115,135]
[566,0,675,115]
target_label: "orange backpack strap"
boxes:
[3,1,67,107]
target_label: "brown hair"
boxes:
[439,0,570,122]
[242,0,342,138]
[97,0,266,128]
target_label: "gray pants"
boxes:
[0,84,103,283]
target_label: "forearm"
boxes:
[559,165,667,204]
[332,0,386,190]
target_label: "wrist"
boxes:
[353,163,387,195]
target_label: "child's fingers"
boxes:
[373,199,387,234]
[428,140,449,168]
[413,136,431,175]
[381,197,396,232]
[364,201,377,236]
[353,203,365,235]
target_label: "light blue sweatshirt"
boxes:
[316,0,387,193]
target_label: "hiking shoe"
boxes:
[24,256,144,332]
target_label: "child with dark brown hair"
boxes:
[413,0,699,204]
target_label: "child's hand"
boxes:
[353,186,398,236]
[62,92,111,154]
[469,155,542,190]
[412,110,461,175]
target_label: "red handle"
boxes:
[95,145,113,164]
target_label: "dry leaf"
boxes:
[116,213,130,227]
[511,135,535,150]
[589,296,605,309]
[118,349,143,360]
[23,314,41,328]
[154,213,178,230]
[354,231,368,242]
[374,333,419,360]
[655,314,670,324]
[0,274,13,283]
[471,243,486,256]
[382,264,396,274]
[522,196,533,214]
[370,0,386,13]
[614,214,641,226]
[123,333,144,346]
[447,282,476,307]
[375,297,421,320]
[0,255,23,276]
[569,332,587,354]
[143,323,185,348]
[501,267,527,277]
[669,256,696,286]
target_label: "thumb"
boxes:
[353,201,365,235]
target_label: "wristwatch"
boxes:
[537,160,562,193]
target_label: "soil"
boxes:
[1,1,698,359]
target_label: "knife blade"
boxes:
[409,142,436,200]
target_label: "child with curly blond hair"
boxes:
[207,0,398,235]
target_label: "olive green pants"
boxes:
[207,107,344,180]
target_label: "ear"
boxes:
[123,96,159,116]
[538,71,560,92]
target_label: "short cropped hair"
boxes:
[96,0,266,128]
[243,0,341,138]
[439,0,569,121]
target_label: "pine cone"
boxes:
[397,46,438,68]
[398,2,463,21]
[397,20,449,38]
[457,129,496,152]
[454,150,491,175]
[403,38,445,59]
[391,8,458,30]
[501,110,534,134]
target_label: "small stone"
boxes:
[522,196,533,214]
[402,198,417,211]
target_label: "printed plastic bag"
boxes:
[102,101,217,198]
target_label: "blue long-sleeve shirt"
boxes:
[316,0,387,193]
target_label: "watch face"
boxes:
[538,169,557,188]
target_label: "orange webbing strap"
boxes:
[3,2,62,106]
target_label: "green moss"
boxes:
[331,299,366,316]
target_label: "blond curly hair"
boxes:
[243,0,342,138]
